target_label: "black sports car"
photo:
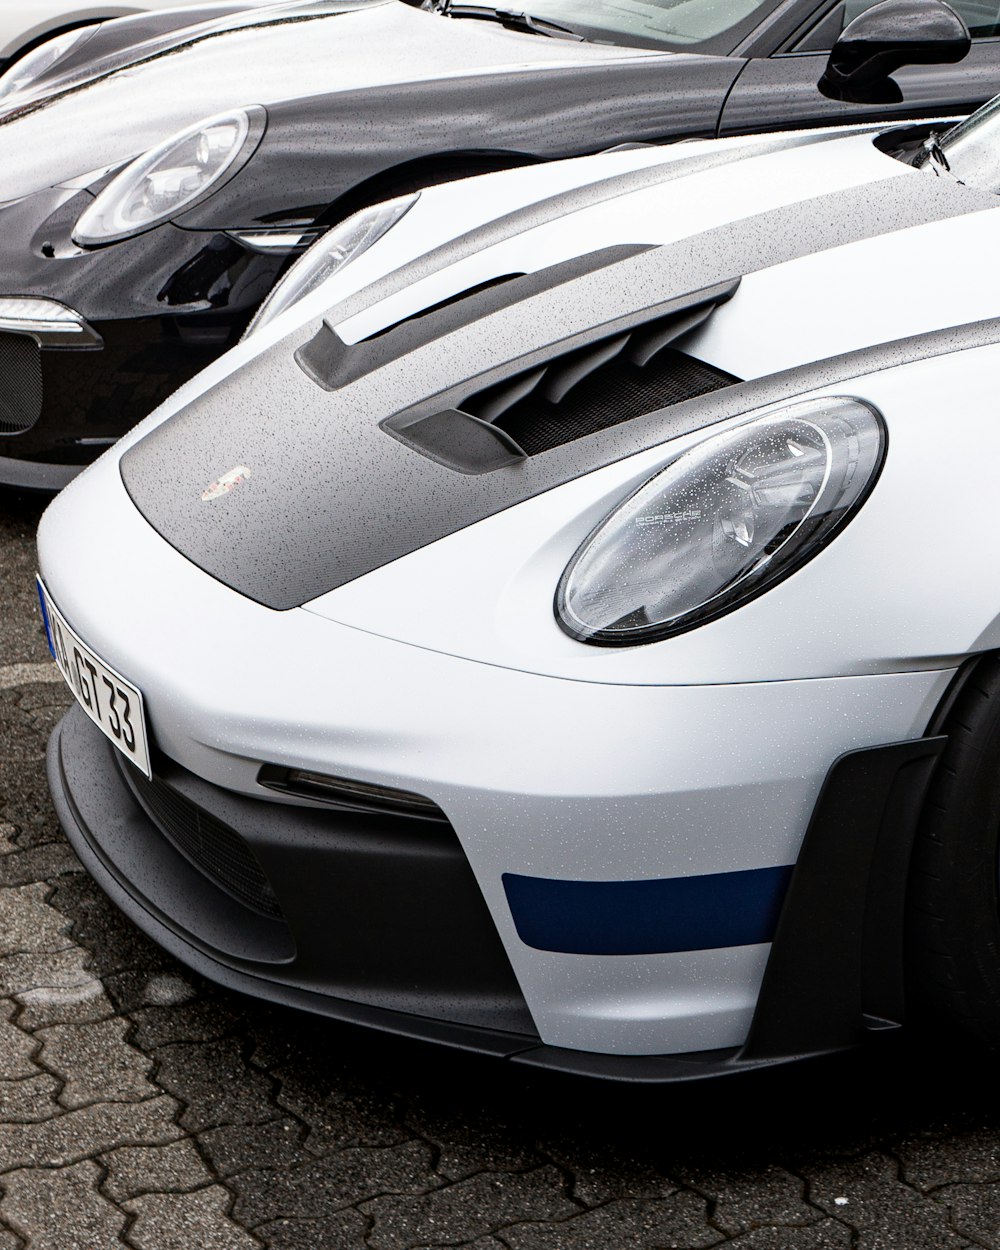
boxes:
[0,0,994,489]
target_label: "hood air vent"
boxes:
[383,279,741,471]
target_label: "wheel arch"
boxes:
[314,148,546,230]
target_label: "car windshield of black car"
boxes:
[437,0,778,50]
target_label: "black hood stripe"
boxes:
[120,171,998,610]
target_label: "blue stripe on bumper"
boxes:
[502,864,794,955]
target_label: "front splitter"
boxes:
[46,705,818,1084]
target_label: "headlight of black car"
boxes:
[557,396,886,645]
[72,106,266,246]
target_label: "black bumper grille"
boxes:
[125,767,284,920]
[0,333,43,435]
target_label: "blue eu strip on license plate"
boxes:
[36,578,55,659]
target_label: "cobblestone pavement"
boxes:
[6,495,1000,1250]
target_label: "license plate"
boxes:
[37,577,152,778]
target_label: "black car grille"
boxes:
[0,333,43,435]
[126,768,284,921]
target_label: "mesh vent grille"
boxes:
[126,768,284,920]
[458,306,740,456]
[0,333,43,435]
[499,349,737,455]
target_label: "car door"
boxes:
[718,0,1000,133]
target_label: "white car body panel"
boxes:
[305,348,1000,683]
[37,115,998,1058]
[37,443,951,1053]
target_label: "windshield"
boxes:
[917,95,1000,193]
[438,0,778,54]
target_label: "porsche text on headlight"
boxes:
[72,107,265,247]
[557,397,885,646]
[243,193,419,338]
[0,26,97,103]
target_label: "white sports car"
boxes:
[37,98,1000,1079]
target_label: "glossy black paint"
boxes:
[819,0,970,104]
[2,0,1000,481]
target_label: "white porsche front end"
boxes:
[38,114,1000,1077]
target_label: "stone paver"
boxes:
[4,495,1000,1250]
[362,1166,580,1250]
[37,1017,158,1109]
[0,1000,38,1079]
[1,1160,127,1250]
[101,1138,211,1203]
[501,1193,722,1249]
[122,1187,260,1250]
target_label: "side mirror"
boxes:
[819,0,971,104]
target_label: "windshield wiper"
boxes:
[431,3,585,39]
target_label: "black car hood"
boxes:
[0,0,664,204]
[119,157,999,611]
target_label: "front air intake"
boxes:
[123,766,284,921]
[0,333,43,435]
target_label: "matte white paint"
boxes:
[36,112,993,1057]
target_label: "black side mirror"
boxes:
[819,0,971,104]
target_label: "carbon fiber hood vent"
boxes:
[298,248,740,474]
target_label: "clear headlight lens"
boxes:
[72,107,263,246]
[0,25,97,103]
[243,194,418,338]
[557,397,885,646]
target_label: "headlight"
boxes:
[0,25,97,103]
[242,194,418,338]
[557,397,885,646]
[72,107,264,246]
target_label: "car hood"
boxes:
[101,129,1000,609]
[0,0,664,204]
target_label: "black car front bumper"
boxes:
[0,193,288,488]
[48,703,947,1081]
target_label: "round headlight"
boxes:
[0,25,97,103]
[72,107,264,247]
[243,194,418,339]
[557,396,885,646]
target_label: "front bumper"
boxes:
[38,434,959,1061]
[0,189,288,485]
[49,700,949,1080]
[0,312,249,484]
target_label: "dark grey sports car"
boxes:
[0,0,993,488]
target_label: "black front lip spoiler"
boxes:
[47,707,947,1083]
[0,454,80,492]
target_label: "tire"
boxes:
[909,653,1000,1043]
